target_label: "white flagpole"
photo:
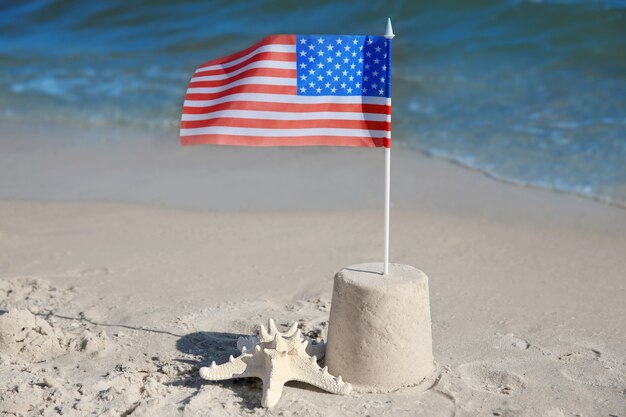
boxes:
[383,18,394,276]
[384,145,391,275]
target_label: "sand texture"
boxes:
[1,195,625,416]
[0,124,625,416]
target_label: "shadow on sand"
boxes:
[173,330,264,409]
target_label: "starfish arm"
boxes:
[290,356,352,395]
[199,355,257,381]
[261,359,288,408]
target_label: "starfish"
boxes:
[199,319,352,408]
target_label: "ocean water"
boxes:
[1,0,625,205]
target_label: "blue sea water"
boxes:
[1,0,625,205]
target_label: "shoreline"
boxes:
[421,147,626,211]
[1,119,624,211]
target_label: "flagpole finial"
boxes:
[385,18,395,39]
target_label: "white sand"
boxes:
[1,122,625,416]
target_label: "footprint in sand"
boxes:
[557,350,624,389]
[555,348,601,363]
[457,361,526,396]
[545,345,625,390]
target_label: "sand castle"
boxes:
[326,263,435,391]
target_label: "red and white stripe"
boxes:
[180,35,391,147]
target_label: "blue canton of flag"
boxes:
[296,35,391,98]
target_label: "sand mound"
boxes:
[0,309,65,362]
[0,308,110,364]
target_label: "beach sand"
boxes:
[1,122,625,416]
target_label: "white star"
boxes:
[355,82,360,88]
[317,37,324,44]
[383,53,387,58]
[379,88,384,95]
[364,76,369,81]
[336,38,343,45]
[327,57,333,63]
[308,44,315,50]
[375,46,381,53]
[380,77,385,82]
[366,52,372,57]
[300,38,307,44]
[299,51,307,57]
[356,70,362,75]
[351,51,357,57]
[382,65,387,71]
[325,82,330,88]
[347,87,352,93]
[367,38,374,45]
[362,87,367,93]
[300,75,307,81]
[342,70,348,76]
[316,87,322,93]
[373,70,379,76]
[336,51,342,57]
[341,82,347,89]
[331,87,337,93]
[317,50,324,56]
[308,57,314,62]
[350,64,355,69]
[327,45,334,51]
[326,69,332,76]
[359,46,363,51]
[365,64,370,69]
[358,58,363,63]
[333,76,339,81]
[300,86,306,92]
[343,57,349,64]
[374,58,380,64]
[309,81,315,88]
[300,63,307,69]
[372,83,378,89]
[348,75,354,81]
[334,63,340,70]
[309,69,315,75]
[317,63,324,69]
[317,75,323,81]
[352,38,358,45]
[344,45,350,51]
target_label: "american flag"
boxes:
[180,34,392,148]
